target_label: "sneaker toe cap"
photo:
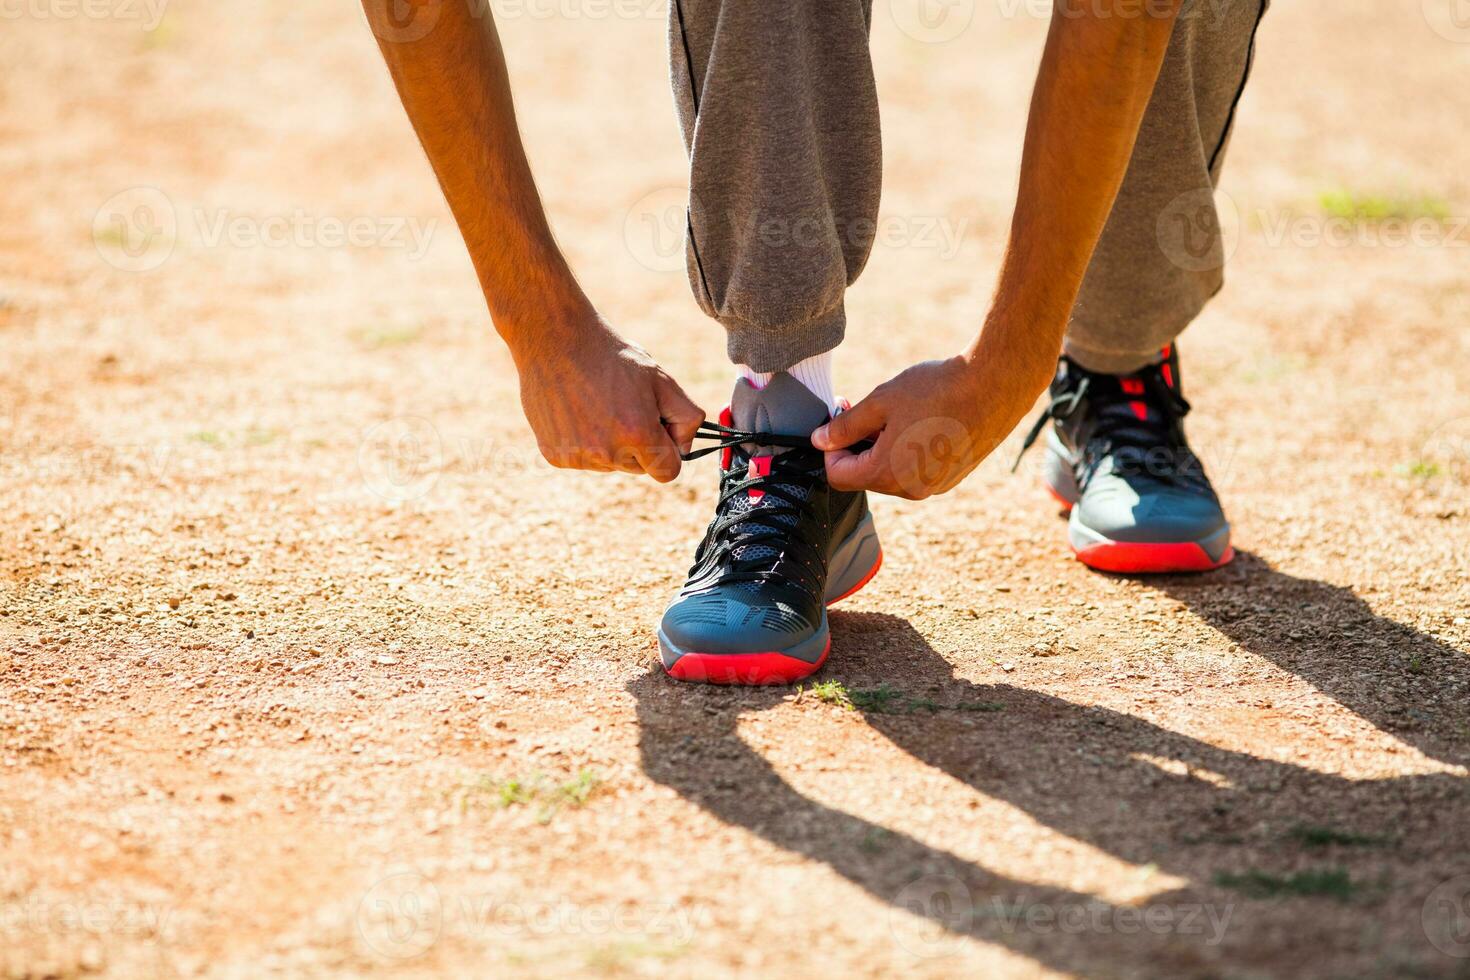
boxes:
[1074,479,1227,544]
[660,589,822,658]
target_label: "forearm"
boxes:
[363,0,593,363]
[971,0,1183,378]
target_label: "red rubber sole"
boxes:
[1045,484,1232,574]
[1074,540,1235,574]
[665,638,832,685]
[663,549,883,686]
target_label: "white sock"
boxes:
[737,350,838,414]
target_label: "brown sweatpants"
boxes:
[668,0,1269,373]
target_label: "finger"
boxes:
[824,433,895,494]
[632,430,684,483]
[545,448,615,473]
[653,375,705,457]
[606,443,649,476]
[812,393,886,451]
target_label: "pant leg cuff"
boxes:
[1062,338,1167,375]
[722,304,845,373]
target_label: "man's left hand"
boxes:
[811,347,1054,500]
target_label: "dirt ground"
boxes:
[3,1,1469,977]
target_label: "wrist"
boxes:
[492,287,607,371]
[964,308,1065,395]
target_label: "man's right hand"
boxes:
[512,316,704,483]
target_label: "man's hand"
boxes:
[813,343,1054,499]
[816,1,1182,499]
[514,317,703,483]
[365,0,704,484]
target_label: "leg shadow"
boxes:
[630,605,1470,975]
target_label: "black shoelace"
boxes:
[678,422,831,598]
[1013,365,1206,489]
[679,420,815,461]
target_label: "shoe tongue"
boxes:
[730,372,830,456]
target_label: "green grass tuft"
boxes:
[459,768,602,823]
[849,685,904,713]
[1287,824,1391,849]
[189,427,280,449]
[800,682,1001,715]
[1318,190,1450,223]
[1214,867,1357,900]
[353,324,424,349]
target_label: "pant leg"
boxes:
[668,0,881,372]
[1064,0,1270,374]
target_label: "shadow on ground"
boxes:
[629,554,1470,976]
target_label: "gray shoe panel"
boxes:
[1071,472,1228,544]
[658,607,829,665]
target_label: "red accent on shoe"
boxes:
[1073,540,1235,574]
[1119,378,1148,420]
[719,406,734,471]
[665,639,831,685]
[826,549,883,605]
[747,454,772,501]
[1045,483,1075,513]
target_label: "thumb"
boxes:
[812,393,886,451]
[653,373,705,456]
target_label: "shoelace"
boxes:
[679,421,815,461]
[1012,365,1203,487]
[677,421,878,595]
[678,421,861,598]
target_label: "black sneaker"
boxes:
[1016,345,1233,573]
[658,373,882,684]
